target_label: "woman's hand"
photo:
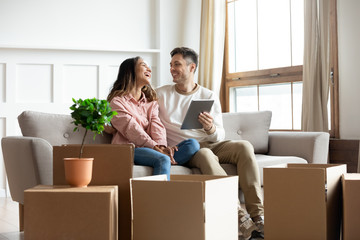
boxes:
[103,123,116,134]
[162,146,178,165]
[153,145,178,165]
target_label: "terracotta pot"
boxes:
[64,158,94,187]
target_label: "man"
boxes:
[156,47,264,240]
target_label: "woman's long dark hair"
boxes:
[107,56,157,102]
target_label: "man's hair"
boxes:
[170,47,199,72]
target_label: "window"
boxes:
[224,0,339,136]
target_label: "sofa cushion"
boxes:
[221,154,307,186]
[222,111,272,154]
[18,111,112,146]
[133,165,194,178]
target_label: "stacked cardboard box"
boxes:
[264,164,346,240]
[53,144,134,240]
[342,173,360,240]
[130,175,239,240]
[24,185,118,240]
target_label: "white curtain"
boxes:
[198,0,226,95]
[301,0,331,132]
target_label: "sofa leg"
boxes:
[19,203,24,232]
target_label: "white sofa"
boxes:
[2,110,330,205]
[2,110,330,235]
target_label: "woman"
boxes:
[107,57,199,180]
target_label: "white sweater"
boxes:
[156,84,225,146]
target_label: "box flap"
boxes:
[170,174,230,182]
[342,173,360,180]
[131,174,167,181]
[287,163,346,169]
[342,173,360,239]
[203,176,238,240]
[324,165,346,239]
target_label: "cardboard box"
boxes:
[130,175,239,240]
[24,185,118,240]
[264,164,346,240]
[342,173,360,240]
[53,144,134,240]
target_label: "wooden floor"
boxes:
[0,197,23,240]
[0,197,260,240]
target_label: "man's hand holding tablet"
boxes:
[180,100,214,129]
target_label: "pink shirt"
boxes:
[110,93,167,148]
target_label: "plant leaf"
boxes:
[69,97,117,156]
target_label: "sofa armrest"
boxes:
[268,131,330,164]
[1,136,53,204]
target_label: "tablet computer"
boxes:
[180,100,214,129]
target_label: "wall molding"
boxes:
[0,44,160,54]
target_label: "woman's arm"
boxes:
[110,98,158,148]
[147,102,167,146]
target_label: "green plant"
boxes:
[70,98,117,158]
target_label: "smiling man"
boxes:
[156,47,264,240]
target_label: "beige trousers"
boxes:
[186,140,264,218]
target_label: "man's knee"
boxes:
[188,148,226,175]
[189,148,218,167]
[228,140,254,153]
[196,148,214,158]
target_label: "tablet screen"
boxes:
[180,100,214,129]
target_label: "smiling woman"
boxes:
[106,57,200,180]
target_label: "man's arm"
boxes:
[198,96,225,142]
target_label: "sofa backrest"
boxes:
[18,111,112,146]
[222,111,272,154]
[18,110,272,153]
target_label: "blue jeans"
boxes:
[134,138,200,180]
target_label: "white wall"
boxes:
[0,0,157,50]
[337,0,360,139]
[158,0,201,86]
[0,0,201,196]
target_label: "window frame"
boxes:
[222,0,339,137]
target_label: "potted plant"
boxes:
[64,98,117,187]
